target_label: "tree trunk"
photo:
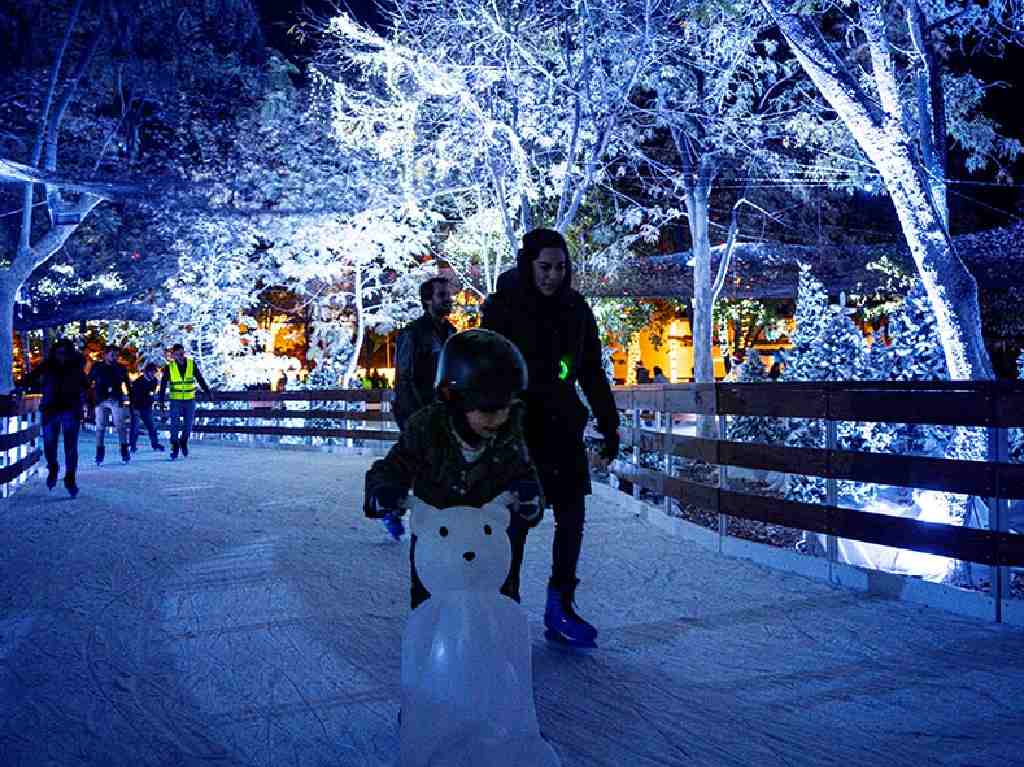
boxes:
[762,4,993,381]
[0,277,20,392]
[343,268,365,388]
[684,179,718,437]
[686,182,714,386]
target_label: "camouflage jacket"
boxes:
[364,401,542,518]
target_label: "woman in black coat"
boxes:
[481,228,619,646]
[19,338,89,497]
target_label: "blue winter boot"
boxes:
[544,580,598,648]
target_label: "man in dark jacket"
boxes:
[129,362,165,453]
[89,345,132,465]
[393,277,456,430]
[19,339,89,497]
[481,227,620,648]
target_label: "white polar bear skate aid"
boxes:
[400,496,561,767]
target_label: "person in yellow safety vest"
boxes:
[157,343,215,460]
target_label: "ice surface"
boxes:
[0,438,1022,767]
[400,498,559,767]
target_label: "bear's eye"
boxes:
[439,526,449,537]
[484,525,493,535]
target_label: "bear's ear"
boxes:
[479,497,511,529]
[408,497,440,537]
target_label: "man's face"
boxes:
[103,350,116,364]
[465,406,510,439]
[172,349,185,364]
[145,368,156,380]
[427,282,453,320]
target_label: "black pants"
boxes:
[130,406,160,449]
[42,410,81,480]
[408,499,586,609]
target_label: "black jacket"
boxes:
[21,351,89,420]
[481,256,618,506]
[393,313,456,429]
[130,376,159,409]
[89,361,130,404]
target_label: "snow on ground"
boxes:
[1,438,1023,767]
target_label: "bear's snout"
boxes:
[462,551,476,562]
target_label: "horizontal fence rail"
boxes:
[608,381,1024,623]
[153,389,397,443]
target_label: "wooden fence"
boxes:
[0,394,41,498]
[30,381,1024,622]
[606,381,1024,622]
[161,389,398,445]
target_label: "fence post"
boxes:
[632,398,641,502]
[987,422,1009,623]
[663,392,672,517]
[826,419,839,583]
[717,409,727,555]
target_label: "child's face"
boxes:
[465,406,511,439]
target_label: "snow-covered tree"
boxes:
[311,0,674,279]
[726,349,785,446]
[0,0,267,390]
[782,267,869,503]
[760,0,1023,382]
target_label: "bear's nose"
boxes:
[463,551,476,562]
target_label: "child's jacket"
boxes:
[364,401,542,517]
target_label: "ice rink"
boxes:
[2,441,1022,766]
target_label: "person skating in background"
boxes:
[652,366,669,384]
[393,277,456,430]
[481,227,620,648]
[157,343,214,460]
[18,339,89,497]
[364,329,544,608]
[89,345,132,465]
[129,362,165,453]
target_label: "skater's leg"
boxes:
[140,407,161,449]
[544,496,597,645]
[95,403,110,463]
[179,399,196,454]
[42,415,60,488]
[501,515,530,603]
[129,409,140,451]
[549,496,586,590]
[114,402,130,462]
[62,412,80,496]
[169,401,183,457]
[409,535,431,609]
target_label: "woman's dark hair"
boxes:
[144,362,158,373]
[419,277,449,310]
[516,228,572,300]
[47,338,78,364]
[519,228,568,263]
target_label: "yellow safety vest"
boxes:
[168,359,197,400]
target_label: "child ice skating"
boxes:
[364,328,544,607]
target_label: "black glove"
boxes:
[367,484,408,518]
[506,478,543,527]
[598,430,620,461]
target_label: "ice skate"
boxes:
[543,582,597,650]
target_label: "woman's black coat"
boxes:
[481,268,618,507]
